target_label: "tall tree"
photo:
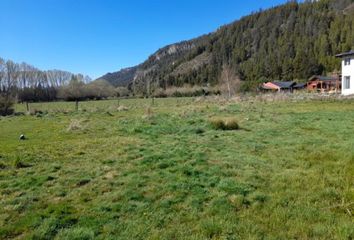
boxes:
[57,75,86,111]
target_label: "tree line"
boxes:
[0,58,91,101]
[0,58,121,115]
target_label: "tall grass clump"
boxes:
[67,119,85,132]
[13,157,31,169]
[142,106,154,120]
[117,105,129,112]
[210,117,239,130]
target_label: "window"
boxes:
[344,58,351,66]
[344,76,350,89]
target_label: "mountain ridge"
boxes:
[97,0,354,94]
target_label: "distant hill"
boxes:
[98,0,354,94]
[96,66,138,87]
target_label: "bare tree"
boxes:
[220,64,241,98]
[19,62,31,89]
[56,70,72,86]
[0,60,19,115]
[76,73,84,83]
[0,58,5,92]
[46,70,57,87]
[19,63,33,111]
[5,60,19,92]
[84,75,92,84]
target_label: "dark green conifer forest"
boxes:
[100,0,354,94]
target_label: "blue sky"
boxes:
[0,0,289,79]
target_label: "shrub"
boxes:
[0,94,14,116]
[210,117,239,130]
[116,87,130,97]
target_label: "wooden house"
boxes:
[307,75,341,93]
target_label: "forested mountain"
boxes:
[98,66,138,87]
[98,0,354,95]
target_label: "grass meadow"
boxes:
[0,96,353,239]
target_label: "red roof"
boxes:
[262,82,280,90]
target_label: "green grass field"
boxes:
[0,97,353,239]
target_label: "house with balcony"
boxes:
[336,50,354,95]
[307,75,340,93]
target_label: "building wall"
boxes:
[342,55,354,95]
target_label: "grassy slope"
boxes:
[0,98,353,239]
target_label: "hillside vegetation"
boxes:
[98,0,354,95]
[0,97,353,239]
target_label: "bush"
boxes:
[210,117,239,130]
[116,87,130,97]
[0,94,14,116]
